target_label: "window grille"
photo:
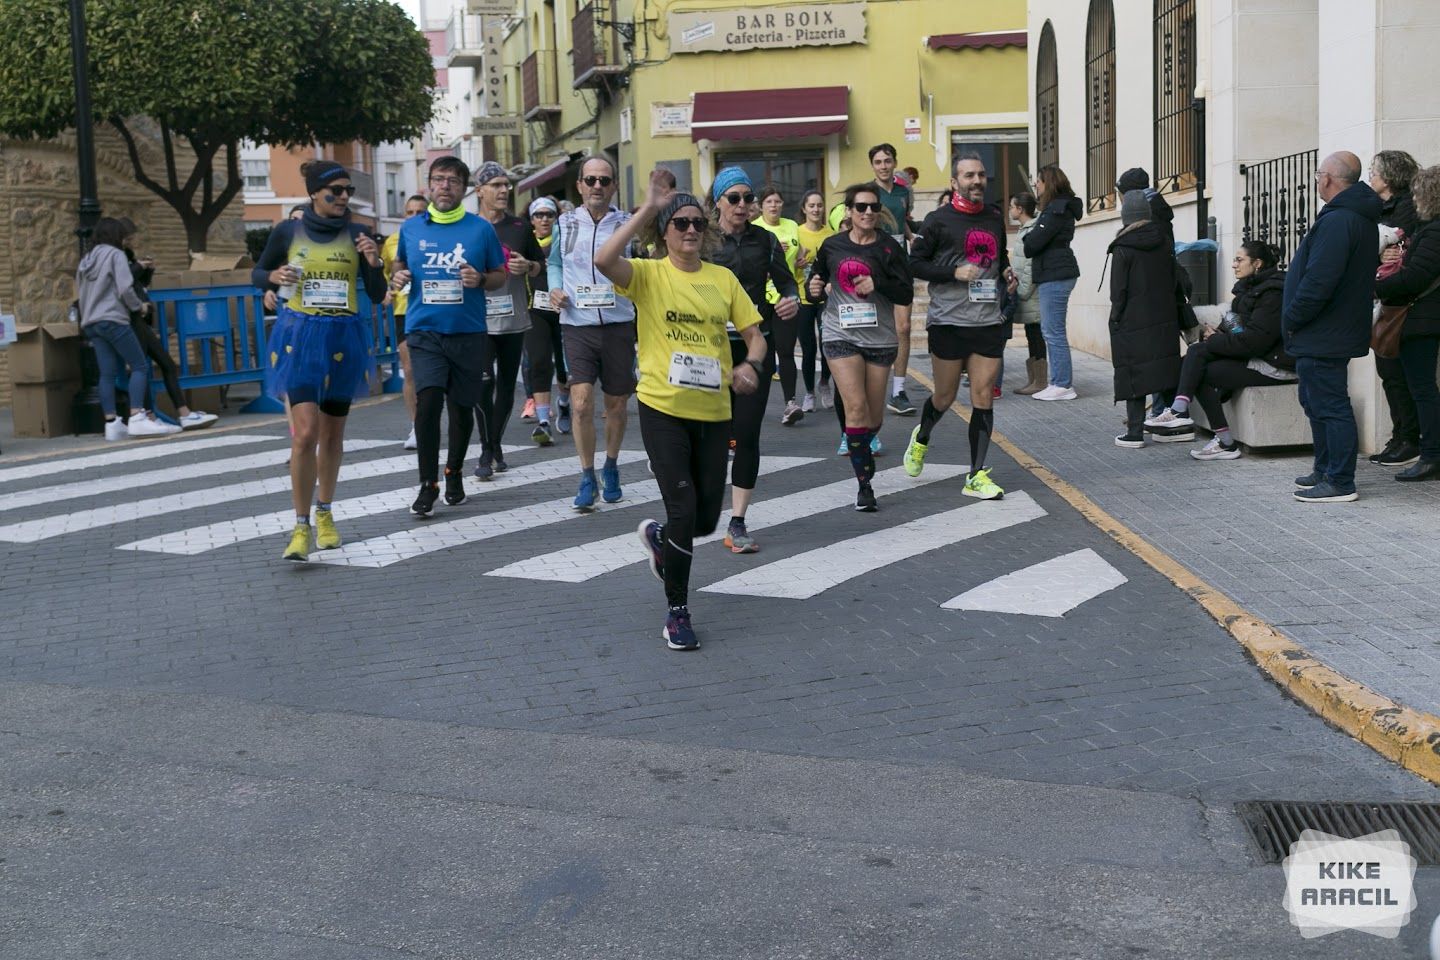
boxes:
[1086,0,1117,212]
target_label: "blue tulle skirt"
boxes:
[264,305,374,403]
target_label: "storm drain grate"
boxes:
[1236,801,1440,865]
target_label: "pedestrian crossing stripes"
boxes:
[310,456,820,569]
[0,439,390,514]
[701,492,1048,600]
[941,548,1127,617]
[0,434,274,486]
[0,445,524,544]
[118,446,598,557]
[484,463,968,584]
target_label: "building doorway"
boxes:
[714,150,823,221]
[949,129,1030,209]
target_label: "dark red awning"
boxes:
[927,31,1027,51]
[516,157,570,195]
[690,86,848,143]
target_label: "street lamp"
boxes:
[69,0,105,432]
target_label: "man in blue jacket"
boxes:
[1283,151,1381,503]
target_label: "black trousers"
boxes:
[640,402,729,608]
[1023,322,1045,360]
[478,331,526,450]
[131,317,185,411]
[1377,354,1420,445]
[415,388,475,484]
[729,334,774,490]
[523,311,568,391]
[1177,340,1288,431]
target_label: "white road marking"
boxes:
[0,434,275,486]
[312,456,819,569]
[117,448,629,557]
[0,445,524,543]
[0,439,390,514]
[940,548,1127,617]
[484,463,965,583]
[700,492,1048,600]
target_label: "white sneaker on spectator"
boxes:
[1145,408,1194,430]
[1032,384,1078,402]
[127,412,180,437]
[404,425,418,450]
[179,410,218,430]
[104,419,127,442]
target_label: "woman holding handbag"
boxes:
[1374,164,1440,482]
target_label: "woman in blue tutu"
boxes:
[253,160,387,561]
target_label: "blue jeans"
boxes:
[1296,356,1357,490]
[87,320,150,417]
[1399,334,1440,461]
[1038,277,1077,387]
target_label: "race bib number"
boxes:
[838,302,879,329]
[422,278,464,305]
[532,289,553,311]
[668,351,723,392]
[485,294,515,318]
[968,279,998,303]
[301,278,349,310]
[575,283,616,309]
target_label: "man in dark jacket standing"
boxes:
[1283,151,1381,503]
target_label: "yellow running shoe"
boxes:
[903,425,928,477]
[282,522,313,562]
[314,509,341,550]
[962,468,1004,501]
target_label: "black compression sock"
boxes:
[917,399,944,445]
[969,408,994,474]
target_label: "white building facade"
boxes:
[1027,0,1440,451]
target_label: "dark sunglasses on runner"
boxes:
[850,201,882,213]
[723,192,757,205]
[531,211,556,219]
[667,216,707,234]
[581,175,614,187]
[324,184,358,197]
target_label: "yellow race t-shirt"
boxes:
[617,257,761,422]
[796,223,837,304]
[754,217,800,304]
[380,232,409,316]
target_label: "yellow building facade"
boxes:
[469,0,1027,215]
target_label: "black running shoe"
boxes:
[493,451,509,473]
[1377,441,1420,467]
[473,450,494,481]
[411,482,440,517]
[855,482,878,512]
[443,467,466,506]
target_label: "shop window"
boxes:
[1085,0,1117,212]
[1036,22,1059,171]
[1154,0,1198,193]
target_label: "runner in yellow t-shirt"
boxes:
[595,171,766,652]
[796,188,837,411]
[754,185,807,424]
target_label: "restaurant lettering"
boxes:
[670,3,866,53]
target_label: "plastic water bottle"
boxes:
[277,261,304,301]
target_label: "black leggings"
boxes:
[811,305,830,385]
[1176,341,1288,431]
[478,332,526,450]
[1024,322,1046,361]
[774,305,821,400]
[131,318,184,411]
[415,387,475,483]
[729,334,774,490]
[524,311,568,391]
[640,402,729,608]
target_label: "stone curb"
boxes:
[908,367,1440,787]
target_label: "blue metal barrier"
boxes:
[144,285,401,414]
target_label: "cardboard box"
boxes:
[12,379,80,437]
[10,322,83,384]
[151,270,258,290]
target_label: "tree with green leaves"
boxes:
[0,0,436,251]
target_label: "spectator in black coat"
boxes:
[1282,150,1382,503]
[1108,190,1182,448]
[1117,167,1175,244]
[1375,164,1440,482]
[1368,149,1422,467]
[1145,241,1296,460]
[1022,165,1083,399]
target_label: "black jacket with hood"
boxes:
[1281,180,1382,359]
[1206,268,1294,370]
[1107,220,1181,401]
[1021,194,1083,285]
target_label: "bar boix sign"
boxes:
[669,2,866,53]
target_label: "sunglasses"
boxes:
[850,202,882,213]
[668,217,707,234]
[324,184,357,197]
[582,176,614,187]
[723,192,757,205]
[531,211,556,219]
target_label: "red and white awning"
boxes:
[690,86,849,143]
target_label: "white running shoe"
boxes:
[819,383,834,409]
[1144,408,1194,430]
[178,410,218,430]
[126,413,181,436]
[404,426,418,450]
[1032,384,1078,402]
[801,393,815,413]
[104,418,127,442]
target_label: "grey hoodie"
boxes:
[75,244,143,327]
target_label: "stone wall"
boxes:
[0,122,245,405]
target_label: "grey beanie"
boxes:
[1116,167,1150,193]
[1120,189,1150,226]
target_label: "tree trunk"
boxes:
[109,118,243,255]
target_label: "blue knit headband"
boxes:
[711,167,752,202]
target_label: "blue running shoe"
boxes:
[556,402,572,435]
[601,462,622,503]
[870,434,884,456]
[837,435,848,456]
[637,519,664,582]
[662,606,698,651]
[573,472,598,511]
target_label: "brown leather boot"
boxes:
[1015,358,1047,395]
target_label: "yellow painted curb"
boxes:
[907,367,1440,786]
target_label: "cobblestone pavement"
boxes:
[931,340,1440,717]
[0,382,1431,803]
